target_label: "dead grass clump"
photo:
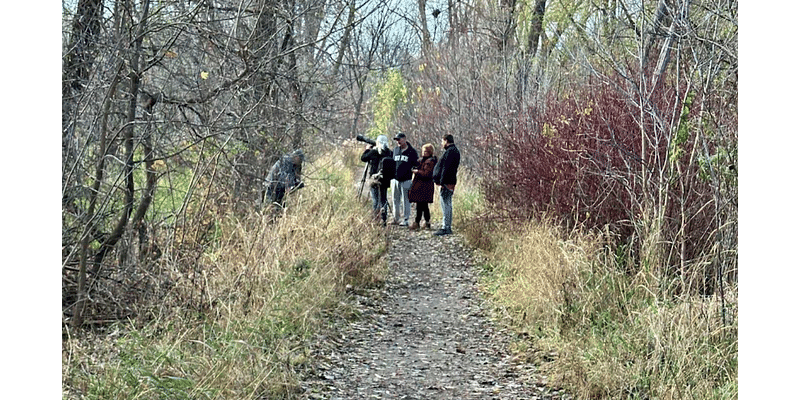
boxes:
[482,219,595,336]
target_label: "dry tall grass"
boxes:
[476,217,738,399]
[62,147,389,399]
[63,148,738,399]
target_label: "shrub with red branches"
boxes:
[484,85,644,232]
[480,79,729,274]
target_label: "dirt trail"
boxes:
[300,225,571,399]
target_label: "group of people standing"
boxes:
[361,131,461,236]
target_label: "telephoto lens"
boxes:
[356,134,376,146]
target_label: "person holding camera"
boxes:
[408,143,437,230]
[390,132,419,226]
[360,135,392,221]
[372,152,396,226]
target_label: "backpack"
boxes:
[372,155,395,186]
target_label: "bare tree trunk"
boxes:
[525,0,547,57]
[333,0,356,77]
[305,0,326,62]
[350,76,366,137]
[63,0,105,207]
[73,63,123,329]
[498,0,517,52]
[254,0,278,113]
[63,0,104,97]
[447,0,457,47]
[643,0,671,64]
[283,4,305,149]
[516,0,547,108]
[418,0,432,57]
[130,96,159,234]
[74,0,152,329]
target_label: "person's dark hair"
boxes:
[443,134,454,144]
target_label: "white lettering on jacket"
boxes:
[394,155,408,162]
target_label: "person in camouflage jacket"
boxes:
[264,149,304,206]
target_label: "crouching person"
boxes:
[264,149,305,208]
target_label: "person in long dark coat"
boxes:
[408,143,437,230]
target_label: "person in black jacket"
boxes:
[370,141,396,226]
[390,132,419,226]
[361,135,391,221]
[432,134,460,236]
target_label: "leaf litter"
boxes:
[298,225,571,399]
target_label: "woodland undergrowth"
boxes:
[458,82,737,400]
[467,216,737,400]
[63,144,737,400]
[62,147,388,399]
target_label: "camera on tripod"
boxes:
[356,134,376,146]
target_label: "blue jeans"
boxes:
[378,185,389,222]
[371,184,389,222]
[369,185,381,211]
[439,186,453,230]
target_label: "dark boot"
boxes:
[433,227,452,236]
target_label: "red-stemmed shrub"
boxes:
[480,77,727,279]
[483,82,646,232]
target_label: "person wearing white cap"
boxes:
[360,135,392,222]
